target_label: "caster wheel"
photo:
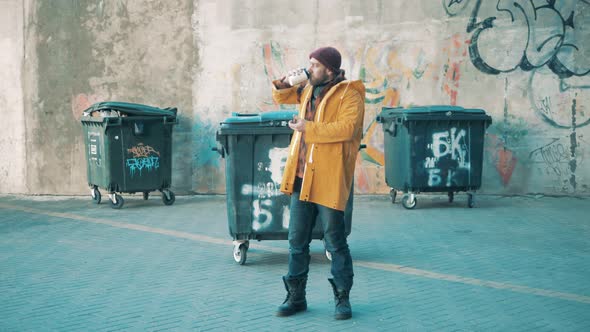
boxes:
[110,194,124,209]
[162,190,175,206]
[468,194,475,208]
[390,189,397,204]
[448,192,454,203]
[233,243,248,265]
[91,188,101,204]
[401,194,417,210]
[143,192,149,200]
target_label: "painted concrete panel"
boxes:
[0,0,26,193]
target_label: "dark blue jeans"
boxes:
[286,182,354,291]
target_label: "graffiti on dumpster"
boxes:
[241,147,290,231]
[425,128,470,187]
[126,143,161,177]
[127,143,160,158]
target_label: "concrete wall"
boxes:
[1,0,589,196]
[0,0,26,193]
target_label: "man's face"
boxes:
[308,58,332,86]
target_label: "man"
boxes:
[271,46,365,320]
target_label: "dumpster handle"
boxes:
[133,122,144,136]
[212,145,225,158]
[385,122,397,137]
[106,117,123,126]
[163,117,177,125]
[232,113,258,117]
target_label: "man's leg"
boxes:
[277,189,317,317]
[318,205,353,319]
[286,190,317,280]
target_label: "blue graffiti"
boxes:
[126,157,160,177]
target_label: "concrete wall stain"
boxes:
[24,0,196,194]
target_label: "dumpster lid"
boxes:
[377,105,490,123]
[381,105,486,115]
[221,111,298,124]
[83,102,177,117]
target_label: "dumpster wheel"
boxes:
[448,192,454,203]
[143,192,149,200]
[161,190,175,206]
[91,187,101,204]
[401,194,417,209]
[233,242,248,265]
[110,194,125,209]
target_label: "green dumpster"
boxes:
[81,102,177,209]
[377,105,492,209]
[214,111,352,265]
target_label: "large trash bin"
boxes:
[81,102,178,209]
[214,111,353,265]
[377,105,492,209]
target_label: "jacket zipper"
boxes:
[291,88,313,157]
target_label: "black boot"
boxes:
[328,278,352,320]
[276,276,307,317]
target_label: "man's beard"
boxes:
[310,72,331,86]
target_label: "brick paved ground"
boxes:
[1,193,589,331]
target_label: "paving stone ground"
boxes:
[1,193,589,331]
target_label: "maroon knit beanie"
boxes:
[309,46,341,74]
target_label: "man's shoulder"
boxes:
[332,80,365,96]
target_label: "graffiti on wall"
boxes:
[529,70,590,128]
[529,135,587,192]
[444,0,589,192]
[443,0,590,78]
[486,134,519,186]
[126,143,160,177]
[441,34,469,106]
[443,0,590,127]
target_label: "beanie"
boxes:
[309,46,341,74]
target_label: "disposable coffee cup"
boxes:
[287,68,309,86]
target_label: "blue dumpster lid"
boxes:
[221,111,298,124]
[83,101,177,117]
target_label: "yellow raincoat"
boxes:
[272,80,366,211]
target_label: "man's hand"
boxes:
[288,115,306,132]
[274,76,292,89]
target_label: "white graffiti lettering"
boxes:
[428,169,443,186]
[431,128,468,167]
[241,146,291,231]
[424,127,470,187]
[253,199,273,231]
[425,157,436,168]
[268,147,289,185]
[241,183,282,198]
